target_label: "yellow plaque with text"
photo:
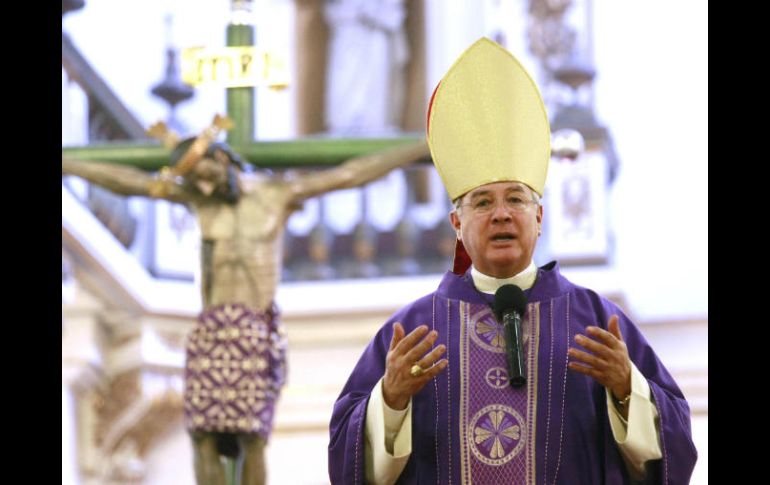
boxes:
[181,46,288,89]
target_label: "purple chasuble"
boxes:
[328,262,697,484]
[184,302,287,440]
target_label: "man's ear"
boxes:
[536,204,543,226]
[449,211,462,239]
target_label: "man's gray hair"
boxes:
[452,184,541,210]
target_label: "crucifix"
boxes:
[62,2,430,483]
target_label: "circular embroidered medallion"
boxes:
[468,404,526,466]
[485,367,509,389]
[469,308,506,353]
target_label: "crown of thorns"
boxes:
[146,114,235,197]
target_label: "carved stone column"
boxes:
[294,0,329,135]
[93,312,187,484]
[63,283,189,485]
[62,282,107,485]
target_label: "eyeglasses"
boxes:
[458,195,538,215]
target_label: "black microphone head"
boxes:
[493,284,527,321]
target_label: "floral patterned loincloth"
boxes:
[183,302,287,439]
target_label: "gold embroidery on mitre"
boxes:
[427,38,550,200]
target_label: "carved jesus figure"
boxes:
[62,116,430,485]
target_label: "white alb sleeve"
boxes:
[364,379,413,484]
[606,362,663,481]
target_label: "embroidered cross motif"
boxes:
[485,367,509,389]
[468,404,526,466]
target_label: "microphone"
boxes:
[493,284,528,388]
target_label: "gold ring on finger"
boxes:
[410,364,424,377]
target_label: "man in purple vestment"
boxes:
[328,38,697,484]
